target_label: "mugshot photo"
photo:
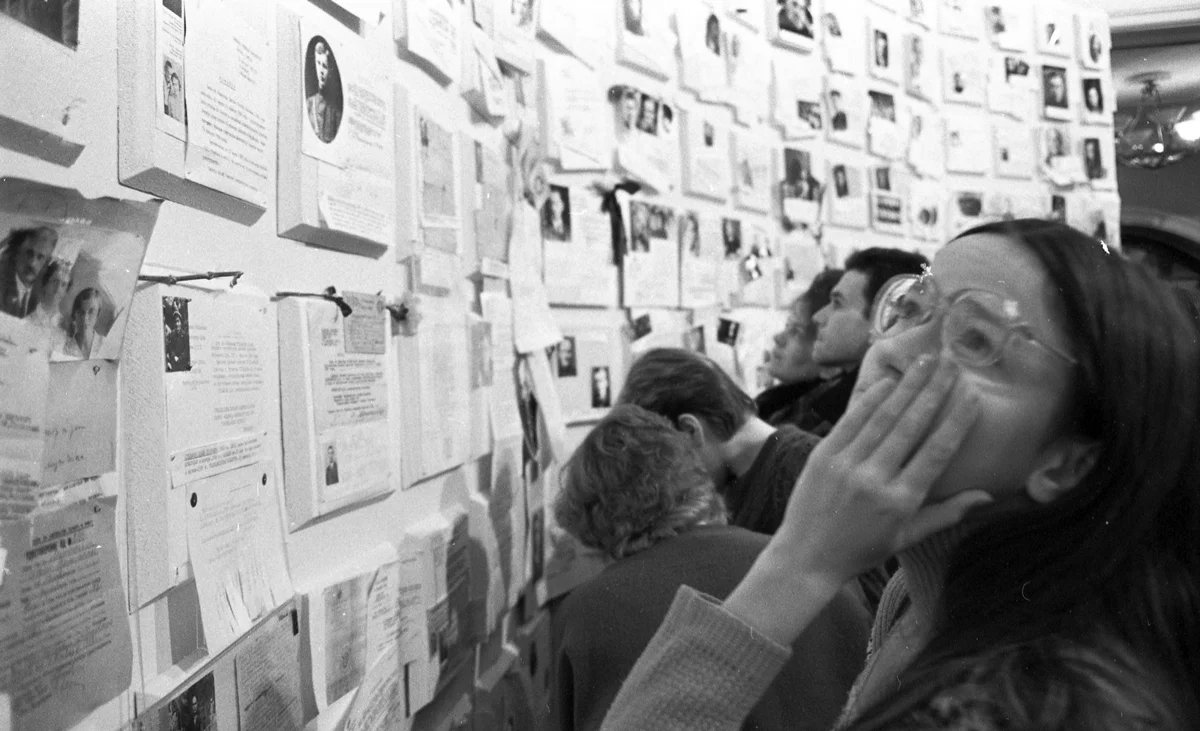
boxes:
[590,366,612,408]
[304,35,343,144]
[777,0,814,40]
[623,0,645,36]
[872,29,890,70]
[636,93,660,135]
[1042,65,1069,114]
[162,296,191,373]
[705,13,722,55]
[161,57,185,123]
[1082,78,1105,114]
[323,443,340,486]
[722,217,742,259]
[629,201,652,253]
[555,335,577,378]
[679,212,702,257]
[542,185,571,242]
[1083,138,1107,180]
[782,148,819,201]
[832,164,850,198]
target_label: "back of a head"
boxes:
[553,404,721,560]
[931,219,1200,716]
[618,348,755,440]
[843,247,928,315]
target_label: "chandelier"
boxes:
[1115,73,1200,169]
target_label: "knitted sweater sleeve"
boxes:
[600,586,793,731]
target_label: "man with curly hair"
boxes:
[551,405,868,731]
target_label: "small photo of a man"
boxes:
[542,185,571,242]
[556,336,577,377]
[162,296,191,373]
[1042,66,1069,110]
[324,443,339,486]
[591,366,611,408]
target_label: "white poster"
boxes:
[679,211,721,308]
[732,126,775,213]
[624,200,680,307]
[183,0,271,207]
[993,122,1035,179]
[682,108,732,201]
[827,160,868,228]
[945,115,992,174]
[404,0,462,79]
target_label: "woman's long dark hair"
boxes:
[853,220,1200,727]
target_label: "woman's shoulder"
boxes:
[892,636,1185,730]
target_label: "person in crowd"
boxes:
[618,348,819,537]
[26,258,70,340]
[0,226,58,319]
[61,287,105,359]
[553,404,869,731]
[756,269,842,427]
[798,248,928,436]
[601,219,1200,729]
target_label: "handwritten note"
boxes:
[235,602,305,731]
[41,360,117,485]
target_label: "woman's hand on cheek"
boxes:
[774,355,990,585]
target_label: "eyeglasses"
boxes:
[870,274,1077,368]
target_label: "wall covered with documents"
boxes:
[0,0,1116,728]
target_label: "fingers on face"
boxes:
[869,358,961,471]
[846,355,943,459]
[895,388,980,503]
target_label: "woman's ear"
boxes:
[1025,437,1100,504]
[676,414,707,448]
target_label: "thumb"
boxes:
[900,491,993,548]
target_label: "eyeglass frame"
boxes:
[868,273,1078,368]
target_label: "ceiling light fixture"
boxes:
[1115,72,1200,169]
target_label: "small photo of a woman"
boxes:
[60,287,110,360]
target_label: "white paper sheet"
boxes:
[155,0,187,140]
[163,290,272,484]
[725,26,770,124]
[341,645,405,731]
[306,301,391,507]
[0,497,132,731]
[40,359,116,485]
[540,54,610,171]
[827,160,869,228]
[732,127,775,213]
[624,200,681,308]
[416,296,471,477]
[487,436,527,610]
[235,601,305,731]
[543,187,618,307]
[682,108,732,201]
[184,462,293,655]
[679,212,722,308]
[405,0,461,80]
[182,0,271,206]
[945,115,993,174]
[678,2,729,100]
[0,318,49,520]
[480,293,523,442]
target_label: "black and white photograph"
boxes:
[679,212,702,257]
[305,35,343,144]
[832,164,850,197]
[1042,65,1070,119]
[631,313,653,340]
[703,121,715,147]
[828,89,848,131]
[636,93,659,135]
[873,29,890,70]
[683,325,706,353]
[163,296,191,373]
[555,336,577,377]
[1036,4,1072,56]
[783,148,819,201]
[1005,56,1031,81]
[1082,77,1105,116]
[630,202,652,253]
[2,0,79,48]
[873,165,892,191]
[1042,125,1070,166]
[623,0,645,36]
[777,0,814,40]
[1083,138,1107,181]
[1050,194,1067,222]
[541,185,571,242]
[716,317,741,346]
[905,33,931,98]
[722,217,742,258]
[705,13,722,55]
[162,57,185,123]
[616,87,640,131]
[796,101,823,131]
[324,443,340,486]
[1079,14,1106,68]
[944,51,984,106]
[868,91,896,122]
[590,366,612,408]
[162,671,217,731]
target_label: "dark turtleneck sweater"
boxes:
[755,369,859,437]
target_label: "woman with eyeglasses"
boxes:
[602,219,1200,729]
